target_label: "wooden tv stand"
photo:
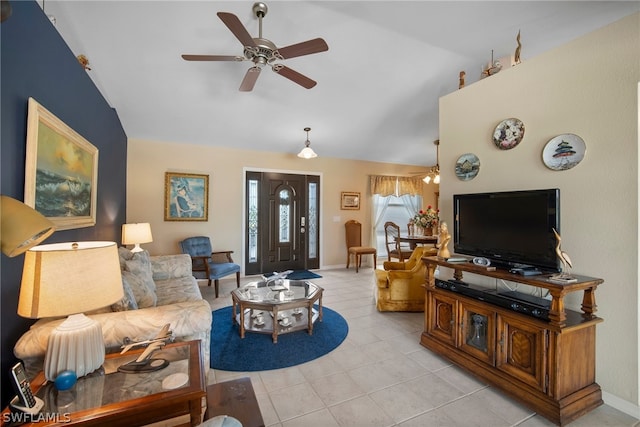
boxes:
[420,256,604,426]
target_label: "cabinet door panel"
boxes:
[496,313,547,391]
[458,300,495,365]
[427,292,457,347]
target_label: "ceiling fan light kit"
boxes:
[182,2,328,92]
[298,127,317,159]
[423,140,440,184]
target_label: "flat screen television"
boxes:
[453,189,561,272]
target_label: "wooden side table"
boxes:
[204,377,264,427]
[1,340,205,426]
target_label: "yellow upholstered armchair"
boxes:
[374,246,436,312]
[381,243,432,271]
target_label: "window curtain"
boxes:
[370,175,424,252]
[397,176,423,196]
[400,194,422,223]
[370,175,422,197]
[371,194,392,251]
[370,175,397,197]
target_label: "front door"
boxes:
[245,171,320,275]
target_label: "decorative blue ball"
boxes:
[54,370,77,391]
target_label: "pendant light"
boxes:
[423,140,440,184]
[297,127,318,159]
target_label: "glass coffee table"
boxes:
[231,279,323,343]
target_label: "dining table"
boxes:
[397,234,438,249]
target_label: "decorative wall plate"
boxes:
[493,118,525,150]
[455,153,480,181]
[542,133,586,171]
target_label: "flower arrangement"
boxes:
[413,206,439,228]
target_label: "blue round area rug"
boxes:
[210,305,348,371]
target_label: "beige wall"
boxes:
[439,13,639,412]
[127,140,437,268]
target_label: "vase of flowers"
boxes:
[412,206,439,236]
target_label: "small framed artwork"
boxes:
[164,172,209,221]
[24,97,98,230]
[341,192,360,210]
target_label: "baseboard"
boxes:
[602,391,640,420]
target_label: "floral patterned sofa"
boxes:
[14,248,212,378]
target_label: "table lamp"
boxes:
[1,195,56,257]
[121,222,153,253]
[18,241,123,381]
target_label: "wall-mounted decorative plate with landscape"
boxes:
[455,153,480,181]
[542,133,586,171]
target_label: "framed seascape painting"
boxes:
[164,172,209,221]
[24,98,98,230]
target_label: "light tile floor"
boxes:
[200,267,638,427]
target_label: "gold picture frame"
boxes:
[164,172,209,221]
[341,191,360,210]
[24,98,98,230]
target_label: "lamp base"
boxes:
[130,243,144,253]
[44,313,105,381]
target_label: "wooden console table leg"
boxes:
[581,287,598,319]
[548,290,567,328]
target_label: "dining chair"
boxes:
[179,236,240,298]
[344,220,377,273]
[384,221,413,262]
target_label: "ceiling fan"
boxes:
[181,2,328,92]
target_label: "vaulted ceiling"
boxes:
[43,1,639,167]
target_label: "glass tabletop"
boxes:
[35,342,193,414]
[232,279,321,303]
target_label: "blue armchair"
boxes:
[179,236,241,298]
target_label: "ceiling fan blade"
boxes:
[181,54,243,61]
[273,65,317,89]
[239,67,261,92]
[277,38,329,59]
[217,12,257,48]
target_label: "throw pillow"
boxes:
[124,250,157,292]
[118,246,134,269]
[111,275,139,311]
[122,270,157,308]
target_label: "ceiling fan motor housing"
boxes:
[244,38,281,66]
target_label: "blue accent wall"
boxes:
[1,1,127,405]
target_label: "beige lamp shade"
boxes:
[1,195,55,257]
[18,241,123,319]
[122,222,152,252]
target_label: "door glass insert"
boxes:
[279,189,291,243]
[308,182,318,259]
[248,179,259,263]
[466,312,488,352]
